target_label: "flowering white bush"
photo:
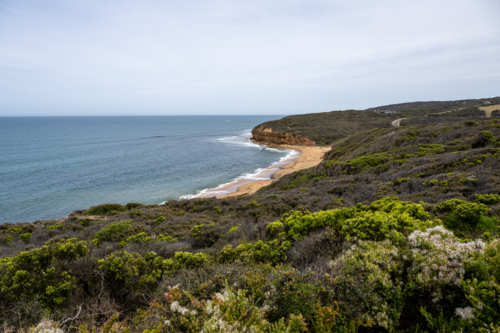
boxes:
[170,300,192,316]
[329,240,403,330]
[163,284,294,333]
[201,288,270,333]
[455,306,474,320]
[29,319,64,333]
[407,226,485,300]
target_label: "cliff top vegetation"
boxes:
[252,97,499,146]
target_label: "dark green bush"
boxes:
[243,200,260,209]
[267,268,317,323]
[85,203,126,215]
[93,220,134,245]
[79,218,90,227]
[190,223,221,248]
[125,202,142,210]
[483,130,496,143]
[19,233,32,241]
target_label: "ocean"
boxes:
[0,116,291,224]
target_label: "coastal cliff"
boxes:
[251,125,315,146]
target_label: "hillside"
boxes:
[251,97,500,146]
[366,96,500,112]
[1,99,500,332]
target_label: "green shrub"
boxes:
[465,120,478,126]
[416,144,445,157]
[430,179,439,185]
[420,308,463,333]
[79,218,90,227]
[119,232,152,248]
[219,239,291,264]
[1,235,14,245]
[328,240,404,330]
[125,202,142,210]
[394,177,410,185]
[340,211,438,243]
[348,153,392,170]
[97,250,167,292]
[213,206,222,213]
[462,240,500,328]
[267,267,317,324]
[243,200,260,209]
[435,199,466,213]
[157,234,178,242]
[46,225,63,230]
[154,215,166,223]
[281,207,357,241]
[483,131,496,143]
[437,199,490,231]
[440,181,448,187]
[190,224,221,248]
[366,197,430,220]
[448,139,463,146]
[455,202,490,225]
[325,160,342,167]
[93,220,134,245]
[86,203,126,215]
[162,251,209,271]
[475,194,500,205]
[266,221,284,236]
[0,239,88,307]
[400,129,420,141]
[19,233,31,241]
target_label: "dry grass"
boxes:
[480,105,500,118]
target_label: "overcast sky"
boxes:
[0,0,499,116]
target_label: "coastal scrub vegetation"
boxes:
[1,98,500,332]
[254,97,499,146]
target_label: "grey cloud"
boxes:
[0,0,498,115]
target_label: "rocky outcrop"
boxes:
[251,125,315,146]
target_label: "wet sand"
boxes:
[197,143,330,199]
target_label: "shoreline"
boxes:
[196,141,330,199]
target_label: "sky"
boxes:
[0,0,499,116]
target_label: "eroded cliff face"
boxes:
[251,125,315,146]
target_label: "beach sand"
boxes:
[197,143,330,199]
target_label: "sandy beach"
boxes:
[197,143,330,199]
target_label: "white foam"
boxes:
[182,147,299,199]
[173,129,300,200]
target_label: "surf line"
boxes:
[186,145,299,199]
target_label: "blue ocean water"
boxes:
[0,116,289,223]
